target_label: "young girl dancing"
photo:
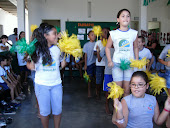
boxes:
[106,9,139,96]
[27,24,66,128]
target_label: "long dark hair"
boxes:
[31,24,55,65]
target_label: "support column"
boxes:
[17,0,25,36]
[139,0,148,35]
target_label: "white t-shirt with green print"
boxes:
[109,28,138,63]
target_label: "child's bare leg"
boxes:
[53,114,61,128]
[9,86,15,100]
[88,77,92,98]
[96,84,101,100]
[105,92,111,115]
[123,81,130,97]
[14,86,19,97]
[40,115,49,128]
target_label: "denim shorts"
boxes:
[103,74,113,91]
[96,66,105,84]
[87,63,96,77]
[112,62,134,81]
[35,83,63,116]
[165,70,170,89]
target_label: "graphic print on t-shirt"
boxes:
[43,59,56,71]
[119,39,130,52]
[147,104,154,114]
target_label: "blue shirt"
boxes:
[83,41,96,66]
[123,94,156,128]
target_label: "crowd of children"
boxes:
[0,32,27,127]
[0,8,170,128]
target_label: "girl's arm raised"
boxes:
[133,36,139,60]
[154,97,170,125]
[105,36,113,67]
[112,99,129,128]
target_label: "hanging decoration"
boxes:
[167,0,170,5]
[143,0,156,6]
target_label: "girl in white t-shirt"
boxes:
[26,23,66,128]
[106,9,139,97]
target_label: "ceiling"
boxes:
[0,0,27,16]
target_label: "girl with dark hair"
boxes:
[113,71,170,128]
[27,24,66,128]
[106,9,139,97]
[0,35,9,52]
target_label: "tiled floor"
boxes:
[6,76,167,128]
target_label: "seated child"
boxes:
[0,35,9,52]
[0,56,22,104]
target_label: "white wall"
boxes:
[0,8,17,36]
[147,0,170,33]
[28,0,139,33]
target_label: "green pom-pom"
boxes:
[26,38,37,55]
[55,26,61,33]
[15,38,37,55]
[16,38,27,54]
[10,45,16,54]
[119,59,131,70]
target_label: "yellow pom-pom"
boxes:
[130,57,150,69]
[30,24,38,33]
[58,31,83,60]
[145,70,152,80]
[83,71,91,82]
[92,25,102,41]
[107,82,124,100]
[149,73,169,96]
[101,39,107,47]
[166,49,170,58]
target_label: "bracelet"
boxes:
[164,108,170,113]
[116,117,125,124]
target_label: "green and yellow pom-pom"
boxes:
[119,59,131,70]
[101,38,107,47]
[149,73,169,96]
[166,49,170,58]
[83,71,91,83]
[58,31,83,60]
[30,24,38,33]
[130,57,150,69]
[107,82,124,100]
[92,25,102,41]
[15,38,37,55]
